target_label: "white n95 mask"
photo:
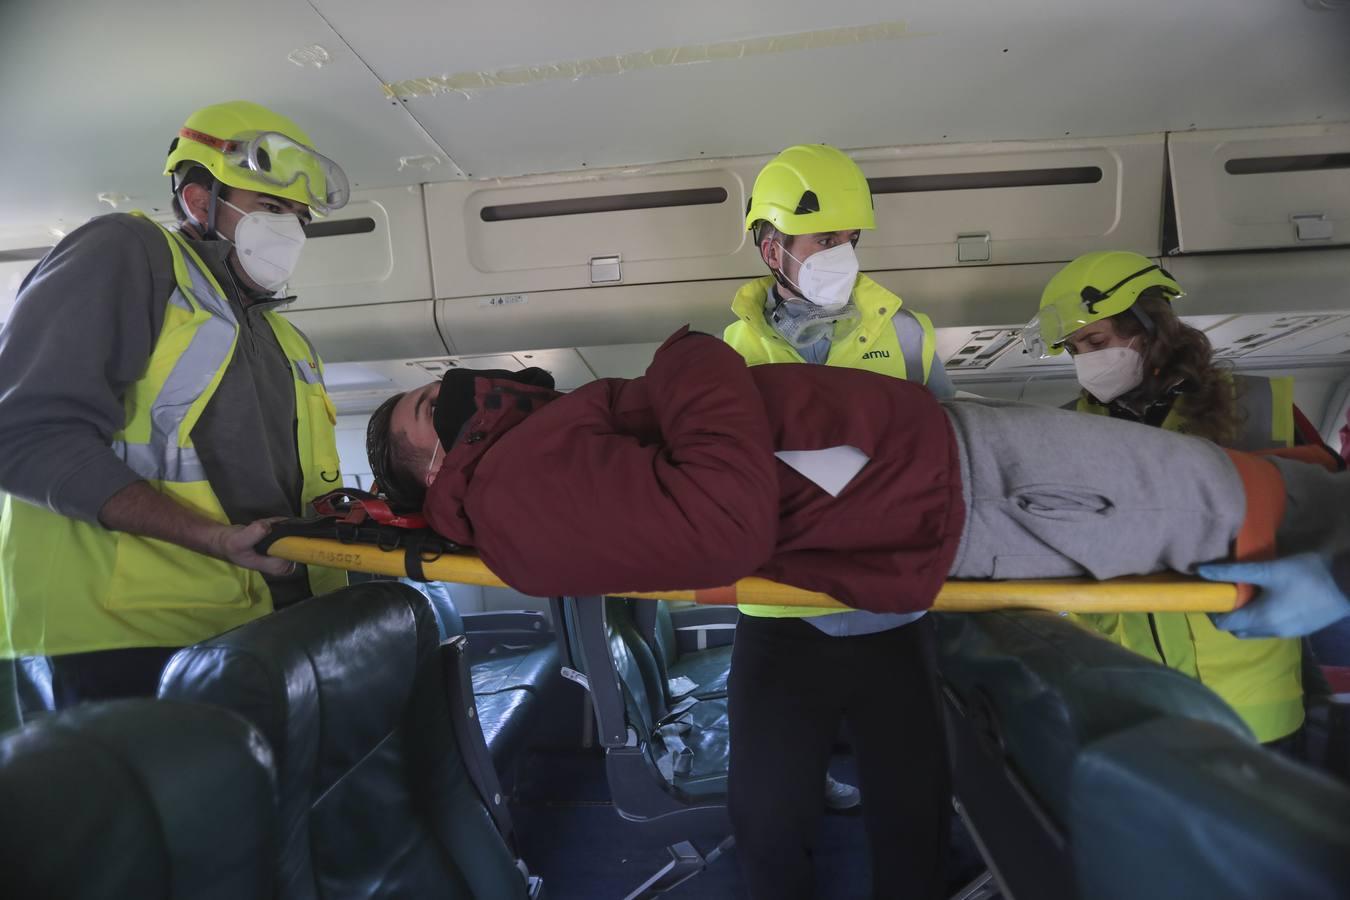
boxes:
[220,198,307,292]
[1073,343,1144,403]
[780,241,859,310]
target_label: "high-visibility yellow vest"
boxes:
[723,274,938,620]
[0,217,346,657]
[1071,374,1303,742]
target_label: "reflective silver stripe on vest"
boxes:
[891,308,927,383]
[1233,375,1281,451]
[174,240,237,323]
[111,440,209,483]
[294,327,326,386]
[293,359,324,385]
[116,246,239,483]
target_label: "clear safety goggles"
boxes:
[1021,264,1181,358]
[180,127,350,214]
[1020,301,1083,359]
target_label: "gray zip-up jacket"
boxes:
[0,213,312,602]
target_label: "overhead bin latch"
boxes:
[956,232,991,263]
[1291,214,1334,243]
[590,254,622,284]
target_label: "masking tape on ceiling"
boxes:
[382,20,913,101]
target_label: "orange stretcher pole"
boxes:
[265,536,1242,614]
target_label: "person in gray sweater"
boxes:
[0,101,350,712]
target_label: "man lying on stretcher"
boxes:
[365,327,1348,617]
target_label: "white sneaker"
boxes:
[824,772,862,810]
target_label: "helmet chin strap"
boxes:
[177,178,224,241]
[768,241,807,300]
[1129,303,1156,335]
[204,179,222,240]
[770,267,800,300]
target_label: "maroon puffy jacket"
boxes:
[423,328,965,614]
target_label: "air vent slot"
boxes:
[944,329,1027,371]
[1224,153,1350,176]
[869,167,1102,195]
[481,187,728,222]
[303,217,377,239]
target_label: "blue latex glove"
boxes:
[1199,552,1350,639]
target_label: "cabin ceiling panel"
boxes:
[0,0,445,246]
[1,0,1348,246]
[315,0,1350,178]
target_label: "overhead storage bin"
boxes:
[433,278,740,356]
[433,260,1069,357]
[426,134,1165,304]
[1163,247,1350,316]
[286,185,433,311]
[282,299,444,364]
[424,166,761,299]
[854,134,1166,269]
[1168,123,1350,252]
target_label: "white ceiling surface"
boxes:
[0,0,444,247]
[2,0,1349,246]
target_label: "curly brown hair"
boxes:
[1098,289,1242,445]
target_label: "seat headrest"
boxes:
[159,582,499,898]
[1071,718,1350,900]
[935,610,1252,817]
[0,699,276,900]
[160,582,438,813]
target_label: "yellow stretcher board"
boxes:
[266,535,1243,614]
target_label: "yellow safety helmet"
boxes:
[164,100,349,214]
[1022,250,1184,357]
[745,144,875,235]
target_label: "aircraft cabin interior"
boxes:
[2,1,1350,898]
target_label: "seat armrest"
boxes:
[463,610,551,635]
[439,636,517,842]
[669,606,738,653]
[462,611,555,658]
[569,596,636,749]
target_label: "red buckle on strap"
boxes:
[311,489,428,530]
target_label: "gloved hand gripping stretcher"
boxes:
[257,490,1245,614]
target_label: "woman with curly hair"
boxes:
[1023,250,1336,746]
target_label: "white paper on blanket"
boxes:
[774,445,871,498]
[667,676,699,699]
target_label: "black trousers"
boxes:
[728,614,950,900]
[49,647,179,709]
